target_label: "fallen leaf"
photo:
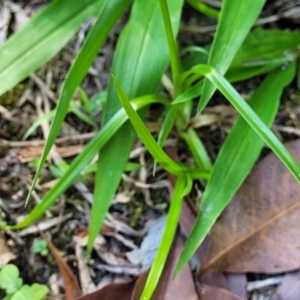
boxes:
[271,270,300,300]
[126,216,166,272]
[40,231,82,299]
[17,145,84,162]
[197,284,243,300]
[202,139,300,273]
[0,231,15,268]
[75,280,136,300]
[198,271,247,299]
[226,273,247,300]
[199,271,228,289]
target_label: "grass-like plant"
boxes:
[1,0,300,298]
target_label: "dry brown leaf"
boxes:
[198,271,247,299]
[225,274,247,300]
[77,281,135,300]
[75,280,136,300]
[17,145,84,162]
[0,231,15,268]
[40,231,82,299]
[202,139,300,273]
[271,270,300,300]
[197,284,243,300]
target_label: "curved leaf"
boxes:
[176,63,298,273]
[198,0,265,112]
[88,0,184,251]
[26,0,131,204]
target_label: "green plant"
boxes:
[0,264,48,300]
[31,239,49,257]
[1,0,300,299]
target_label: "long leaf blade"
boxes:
[198,0,265,112]
[87,0,184,251]
[141,175,192,300]
[0,0,104,97]
[26,0,132,204]
[176,63,297,273]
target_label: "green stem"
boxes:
[186,0,220,19]
[158,0,181,96]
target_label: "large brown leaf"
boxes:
[201,139,300,273]
[271,270,300,300]
[197,284,243,300]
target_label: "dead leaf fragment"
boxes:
[203,139,300,273]
[197,284,243,300]
[41,232,82,299]
[75,280,136,300]
[271,270,300,300]
[0,231,15,268]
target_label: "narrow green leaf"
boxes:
[9,96,168,229]
[141,175,192,300]
[186,0,220,19]
[0,0,104,97]
[198,0,265,112]
[153,105,178,174]
[200,64,300,181]
[88,0,184,252]
[227,28,300,82]
[176,63,297,273]
[159,0,181,91]
[25,0,131,204]
[173,81,203,104]
[180,128,212,171]
[112,76,187,175]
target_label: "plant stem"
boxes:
[158,0,181,96]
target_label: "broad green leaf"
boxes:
[88,0,184,251]
[11,285,34,300]
[10,96,168,229]
[31,284,49,300]
[0,265,22,295]
[227,28,300,82]
[198,0,265,112]
[0,0,104,97]
[176,63,297,273]
[141,175,192,300]
[231,28,300,66]
[26,0,131,204]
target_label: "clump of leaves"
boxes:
[1,0,300,299]
[0,264,48,300]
